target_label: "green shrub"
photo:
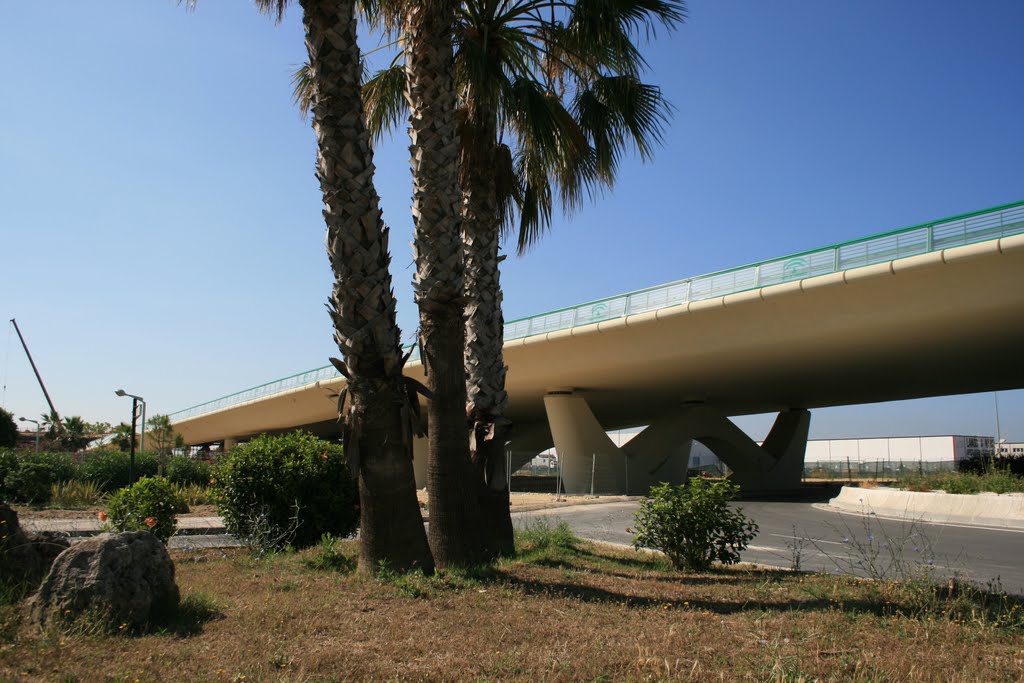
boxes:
[173,483,215,506]
[0,450,17,499]
[80,450,158,492]
[20,451,77,484]
[104,476,188,543]
[166,455,213,487]
[631,478,759,572]
[214,431,357,550]
[4,463,56,505]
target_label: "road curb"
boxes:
[828,486,1024,530]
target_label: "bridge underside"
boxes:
[176,234,1024,492]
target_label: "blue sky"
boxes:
[1,1,1022,441]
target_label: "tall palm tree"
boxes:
[401,0,488,567]
[188,0,433,574]
[334,0,683,556]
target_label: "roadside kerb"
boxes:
[20,515,226,537]
[827,486,1024,530]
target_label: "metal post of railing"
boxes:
[684,280,692,303]
[555,451,563,501]
[833,247,840,273]
[590,453,596,497]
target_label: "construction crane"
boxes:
[9,319,60,423]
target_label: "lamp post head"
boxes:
[115,389,127,397]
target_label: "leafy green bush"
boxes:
[166,455,213,487]
[0,450,17,499]
[0,410,16,449]
[80,450,158,492]
[104,476,188,543]
[631,478,759,571]
[214,431,357,550]
[4,462,56,505]
[19,451,77,484]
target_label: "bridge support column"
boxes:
[543,393,628,494]
[673,406,810,493]
[412,436,429,489]
[223,437,239,453]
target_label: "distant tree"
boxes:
[147,414,178,474]
[112,422,135,452]
[40,410,60,438]
[0,408,17,448]
[86,421,112,437]
[58,415,90,451]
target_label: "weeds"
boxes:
[304,533,356,573]
[896,469,1024,494]
[49,480,106,508]
[515,518,579,556]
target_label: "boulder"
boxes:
[0,501,70,586]
[24,531,179,631]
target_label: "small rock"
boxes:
[24,531,179,631]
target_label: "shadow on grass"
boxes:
[152,592,223,637]
[498,572,894,617]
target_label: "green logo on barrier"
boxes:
[783,257,808,280]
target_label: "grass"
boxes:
[1,532,1022,681]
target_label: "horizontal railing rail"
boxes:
[170,200,1024,422]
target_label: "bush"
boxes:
[104,476,188,543]
[0,450,17,499]
[80,450,158,492]
[4,463,55,505]
[214,431,357,550]
[166,455,213,487]
[631,478,759,572]
[20,451,77,484]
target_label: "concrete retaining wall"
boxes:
[828,486,1024,530]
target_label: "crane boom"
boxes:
[9,319,60,421]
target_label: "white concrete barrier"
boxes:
[828,486,1024,530]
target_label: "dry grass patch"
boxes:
[1,532,1022,682]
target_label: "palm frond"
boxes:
[362,64,409,142]
[292,63,315,116]
[253,0,292,23]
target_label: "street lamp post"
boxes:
[18,417,40,452]
[115,389,145,485]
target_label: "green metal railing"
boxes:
[170,200,1024,422]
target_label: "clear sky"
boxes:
[1,1,1022,441]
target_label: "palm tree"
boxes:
[306,0,683,557]
[186,0,433,574]
[59,415,90,451]
[400,0,489,567]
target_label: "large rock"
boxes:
[0,501,70,586]
[24,531,179,631]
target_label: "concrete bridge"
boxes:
[171,200,1024,493]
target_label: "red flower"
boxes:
[321,453,328,460]
[97,511,108,523]
[144,517,157,528]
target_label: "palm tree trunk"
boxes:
[299,0,433,575]
[462,136,515,559]
[404,0,485,566]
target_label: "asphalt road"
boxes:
[513,498,1024,594]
